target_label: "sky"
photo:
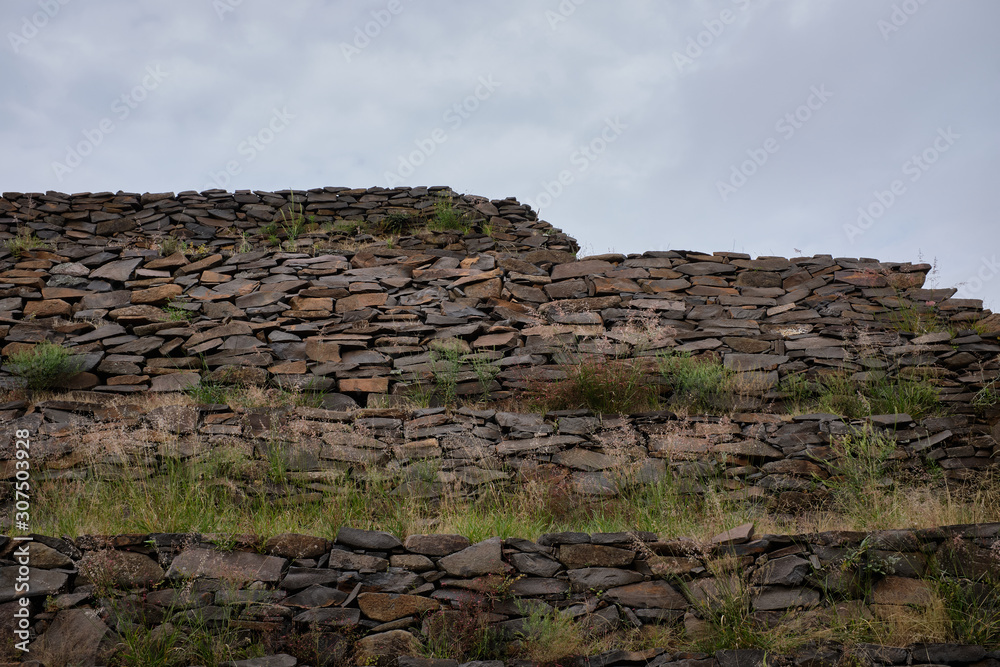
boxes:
[2,0,998,311]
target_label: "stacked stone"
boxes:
[2,400,997,506]
[1,524,997,665]
[0,189,997,405]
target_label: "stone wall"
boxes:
[1,523,998,664]
[1,187,999,498]
[2,398,998,508]
[0,188,996,403]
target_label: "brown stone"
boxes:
[24,299,72,318]
[306,339,341,362]
[463,277,502,299]
[339,377,388,393]
[131,283,183,305]
[265,534,329,559]
[175,253,224,275]
[290,296,333,311]
[357,592,440,622]
[336,292,387,313]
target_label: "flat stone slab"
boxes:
[567,567,643,591]
[438,537,506,577]
[603,580,687,608]
[166,548,286,583]
[0,566,68,601]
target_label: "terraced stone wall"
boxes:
[0,187,999,496]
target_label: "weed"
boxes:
[972,378,999,413]
[162,300,193,322]
[658,350,732,413]
[427,195,473,233]
[278,191,309,242]
[515,605,586,664]
[375,212,417,235]
[3,226,50,258]
[469,351,501,401]
[5,341,83,390]
[429,346,463,406]
[236,231,253,254]
[817,425,900,526]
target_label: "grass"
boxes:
[427,195,474,233]
[162,300,193,322]
[4,341,83,390]
[524,356,660,414]
[779,369,940,418]
[184,378,327,409]
[3,225,50,257]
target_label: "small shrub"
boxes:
[524,356,659,415]
[422,596,506,662]
[818,426,899,524]
[3,226,49,258]
[6,341,83,390]
[427,196,472,233]
[972,379,999,413]
[375,212,418,235]
[515,605,586,664]
[658,350,731,412]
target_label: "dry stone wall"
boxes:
[1,399,998,510]
[0,187,999,500]
[0,524,998,665]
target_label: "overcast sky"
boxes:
[3,1,998,311]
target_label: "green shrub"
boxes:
[3,227,50,258]
[6,341,83,390]
[657,350,732,412]
[427,196,472,233]
[525,356,660,415]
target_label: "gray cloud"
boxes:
[2,0,997,309]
